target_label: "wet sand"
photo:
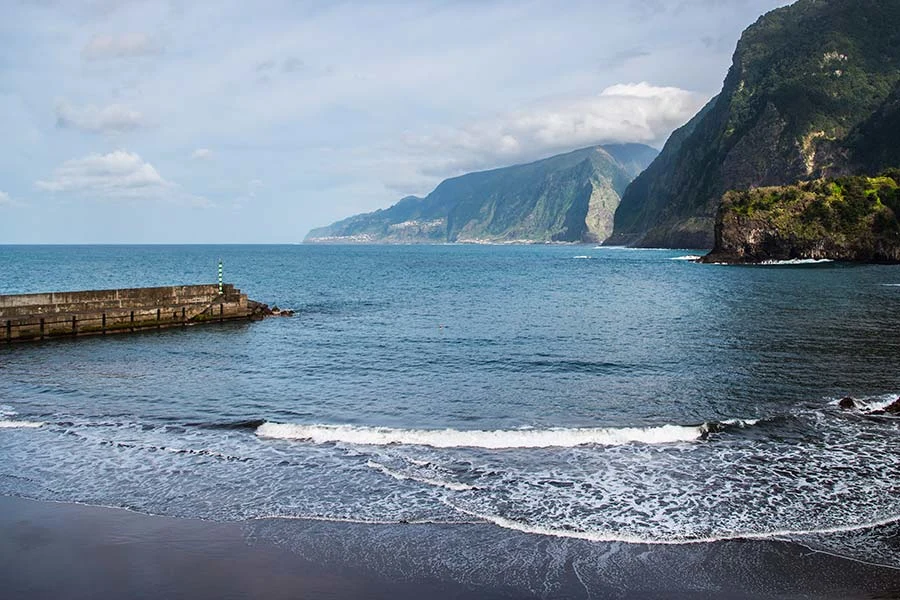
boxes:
[2,495,900,599]
[0,495,498,600]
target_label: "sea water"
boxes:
[1,244,899,569]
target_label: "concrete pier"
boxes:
[1,284,271,343]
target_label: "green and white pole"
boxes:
[218,259,223,294]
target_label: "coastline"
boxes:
[3,495,900,599]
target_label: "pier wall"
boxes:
[1,284,264,342]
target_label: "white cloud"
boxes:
[55,100,144,134]
[394,82,707,182]
[190,148,212,160]
[0,191,23,207]
[81,33,161,60]
[35,150,208,206]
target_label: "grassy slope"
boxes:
[612,0,900,248]
[704,172,900,262]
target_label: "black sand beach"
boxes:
[2,495,900,599]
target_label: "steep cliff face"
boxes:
[610,0,900,249]
[304,144,657,244]
[701,173,900,263]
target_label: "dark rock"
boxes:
[884,397,900,414]
[838,396,857,410]
[700,175,900,265]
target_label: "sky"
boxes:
[0,0,792,244]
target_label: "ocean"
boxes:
[2,244,900,595]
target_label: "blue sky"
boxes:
[1,0,790,243]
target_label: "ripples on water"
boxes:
[1,244,899,569]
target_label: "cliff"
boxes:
[305,144,657,244]
[609,0,900,249]
[701,172,900,263]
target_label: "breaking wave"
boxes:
[670,255,702,261]
[255,420,760,449]
[0,420,44,429]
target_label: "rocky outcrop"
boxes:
[839,396,857,410]
[610,0,900,248]
[701,174,900,264]
[305,144,657,244]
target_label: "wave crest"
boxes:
[254,421,758,449]
[0,420,44,429]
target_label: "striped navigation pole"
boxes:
[218,259,223,294]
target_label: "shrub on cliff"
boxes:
[703,172,900,263]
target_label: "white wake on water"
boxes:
[254,421,754,448]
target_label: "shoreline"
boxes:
[3,495,900,599]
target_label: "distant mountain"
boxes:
[304,144,658,244]
[608,0,900,249]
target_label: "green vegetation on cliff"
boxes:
[610,0,900,249]
[305,144,657,244]
[702,172,900,263]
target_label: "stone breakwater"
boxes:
[0,284,274,343]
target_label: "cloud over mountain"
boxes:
[396,82,706,181]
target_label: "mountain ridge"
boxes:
[305,143,658,244]
[608,0,900,248]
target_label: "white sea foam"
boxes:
[670,255,702,261]
[0,419,44,428]
[443,502,900,546]
[707,258,835,266]
[572,255,593,260]
[591,246,670,251]
[829,393,899,413]
[256,422,710,448]
[760,258,834,265]
[366,460,475,491]
[857,394,899,413]
[720,418,760,427]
